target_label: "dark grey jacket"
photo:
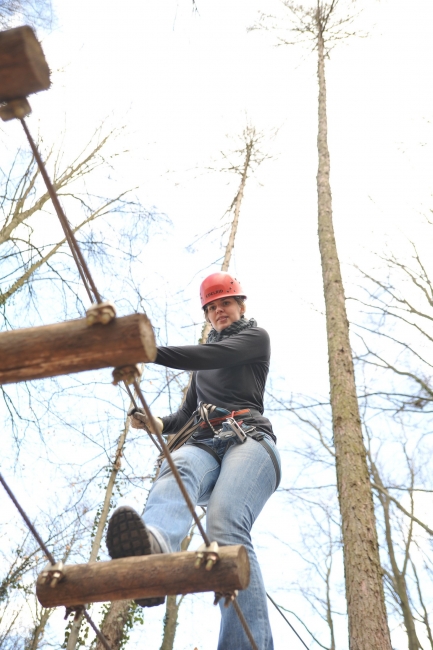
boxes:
[154,327,274,440]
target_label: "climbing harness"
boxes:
[144,401,282,488]
[161,402,254,454]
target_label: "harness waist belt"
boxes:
[198,409,251,429]
[159,403,263,462]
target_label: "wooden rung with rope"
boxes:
[36,545,250,608]
[0,313,156,385]
[0,26,50,104]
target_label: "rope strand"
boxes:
[20,118,102,304]
[266,592,310,649]
[0,472,55,565]
[82,607,112,650]
[124,382,163,453]
[132,379,211,547]
[232,599,259,650]
[0,473,113,649]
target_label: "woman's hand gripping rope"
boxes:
[128,407,164,435]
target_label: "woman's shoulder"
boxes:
[236,326,271,348]
[242,325,269,338]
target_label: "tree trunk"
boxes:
[25,607,52,650]
[199,137,252,344]
[67,400,136,649]
[325,564,336,650]
[411,561,433,649]
[221,144,251,273]
[160,596,180,650]
[159,530,194,650]
[382,502,421,650]
[316,29,391,650]
[94,600,132,650]
[369,458,421,650]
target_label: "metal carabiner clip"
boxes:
[221,417,247,444]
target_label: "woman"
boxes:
[107,271,281,650]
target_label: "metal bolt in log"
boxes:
[36,545,250,608]
[195,541,219,570]
[0,26,50,103]
[39,561,65,588]
[0,97,32,121]
[112,364,141,386]
[0,313,156,385]
[86,301,117,326]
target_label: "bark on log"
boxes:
[36,545,250,608]
[0,313,156,384]
[0,26,50,102]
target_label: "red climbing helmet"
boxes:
[200,272,246,309]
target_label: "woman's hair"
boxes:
[203,295,246,321]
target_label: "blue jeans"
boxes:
[144,434,281,650]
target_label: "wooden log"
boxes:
[0,26,50,102]
[36,546,250,608]
[0,313,157,385]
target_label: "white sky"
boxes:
[2,0,433,648]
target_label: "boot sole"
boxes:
[106,506,165,608]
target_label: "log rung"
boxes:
[36,545,250,608]
[0,313,156,385]
[0,26,50,103]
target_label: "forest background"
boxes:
[1,0,433,649]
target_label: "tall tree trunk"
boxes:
[325,563,336,650]
[316,28,391,650]
[158,531,194,650]
[200,138,252,344]
[94,600,132,650]
[411,561,433,649]
[144,129,261,646]
[160,596,180,650]
[25,607,53,650]
[221,143,252,273]
[67,398,135,650]
[369,457,421,650]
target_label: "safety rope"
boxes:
[232,600,259,650]
[124,381,163,454]
[20,118,102,305]
[132,379,211,547]
[82,608,112,650]
[0,472,56,565]
[266,592,310,649]
[6,116,260,650]
[131,382,260,650]
[0,473,113,650]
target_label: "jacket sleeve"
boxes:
[160,373,197,434]
[154,328,270,372]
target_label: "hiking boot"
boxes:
[106,506,165,608]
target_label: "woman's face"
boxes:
[206,297,245,332]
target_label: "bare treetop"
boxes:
[251,0,361,53]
